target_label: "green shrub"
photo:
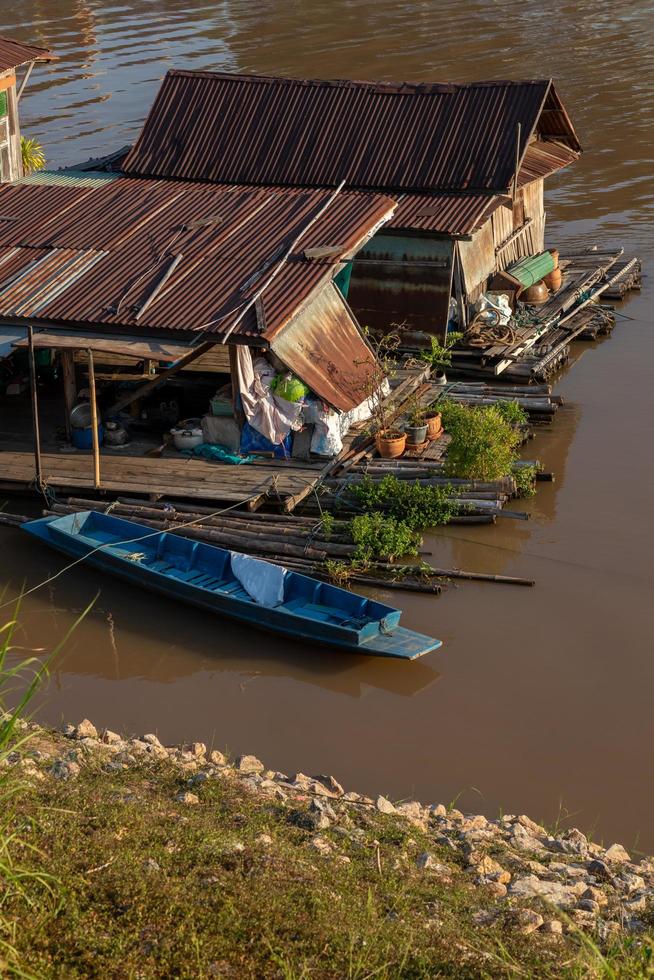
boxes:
[350,475,454,530]
[439,400,522,481]
[495,399,529,428]
[513,464,538,497]
[350,513,420,562]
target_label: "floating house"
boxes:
[120,70,582,340]
[0,47,636,509]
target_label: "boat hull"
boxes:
[22,514,442,660]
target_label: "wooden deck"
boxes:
[0,450,329,512]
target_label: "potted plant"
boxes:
[405,402,428,446]
[356,329,407,459]
[423,403,442,440]
[419,330,463,385]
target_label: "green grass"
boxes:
[1,749,652,979]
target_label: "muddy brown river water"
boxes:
[1,1,653,849]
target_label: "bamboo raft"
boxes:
[0,499,534,591]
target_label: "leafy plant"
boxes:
[419,331,463,371]
[513,464,538,497]
[350,513,420,562]
[350,475,454,531]
[20,137,46,176]
[495,399,529,428]
[439,399,522,481]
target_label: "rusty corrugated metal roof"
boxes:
[387,193,503,236]
[0,176,394,344]
[123,71,581,194]
[517,140,579,186]
[0,35,56,73]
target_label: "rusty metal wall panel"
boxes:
[0,177,394,344]
[271,282,376,412]
[458,220,496,299]
[123,72,580,195]
[348,232,453,338]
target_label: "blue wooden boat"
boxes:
[22,512,442,660]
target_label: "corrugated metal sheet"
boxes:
[19,169,120,189]
[271,282,375,412]
[0,36,56,73]
[123,71,581,194]
[388,192,502,235]
[0,176,394,343]
[517,140,579,185]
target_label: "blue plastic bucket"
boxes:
[71,424,104,450]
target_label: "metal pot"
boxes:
[170,418,203,451]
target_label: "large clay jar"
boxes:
[544,266,562,291]
[549,248,560,269]
[521,280,550,304]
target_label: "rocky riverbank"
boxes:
[4,715,654,977]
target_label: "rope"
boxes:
[0,493,260,612]
[463,309,520,348]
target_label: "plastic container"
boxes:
[210,395,233,416]
[170,419,203,451]
[71,423,104,450]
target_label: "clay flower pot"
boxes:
[424,411,442,440]
[375,430,407,458]
[406,422,428,446]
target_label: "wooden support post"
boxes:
[27,325,43,487]
[103,341,213,419]
[61,349,77,442]
[87,349,101,489]
[512,122,522,201]
[453,244,468,332]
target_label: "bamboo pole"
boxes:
[27,325,43,488]
[87,349,101,490]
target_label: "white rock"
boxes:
[236,754,264,774]
[102,730,122,745]
[255,833,273,847]
[313,774,344,796]
[509,875,579,909]
[512,909,544,935]
[209,750,227,766]
[75,719,98,739]
[142,733,162,747]
[428,803,448,819]
[605,843,631,864]
[541,919,563,936]
[375,795,397,815]
[309,836,333,855]
[191,742,206,758]
[176,791,199,805]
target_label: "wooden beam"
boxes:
[87,350,101,489]
[103,341,214,419]
[61,349,77,441]
[27,325,42,487]
[16,63,33,102]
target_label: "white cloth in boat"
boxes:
[230,552,286,607]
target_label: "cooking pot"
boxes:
[170,419,203,451]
